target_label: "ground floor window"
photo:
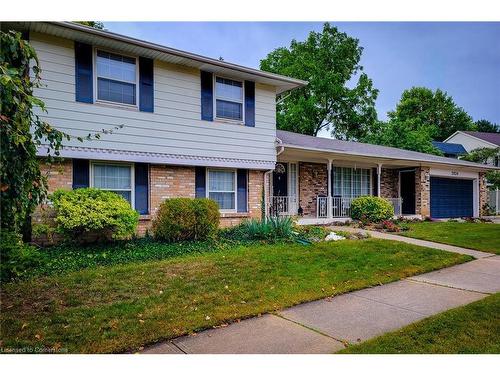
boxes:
[207,169,236,210]
[91,163,133,205]
[332,167,371,198]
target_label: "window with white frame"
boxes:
[332,167,371,198]
[215,77,243,121]
[92,163,133,205]
[208,169,236,210]
[96,50,137,105]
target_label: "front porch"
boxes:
[266,151,428,222]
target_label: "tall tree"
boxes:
[362,87,475,154]
[387,87,474,141]
[260,23,378,140]
[474,119,499,133]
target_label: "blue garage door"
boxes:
[430,177,473,218]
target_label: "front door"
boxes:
[273,163,288,196]
[400,170,416,215]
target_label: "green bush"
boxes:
[350,196,394,223]
[0,231,45,281]
[152,198,219,242]
[51,188,139,242]
[224,216,294,241]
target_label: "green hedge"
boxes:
[350,196,394,223]
[0,231,45,281]
[151,198,219,242]
[51,188,139,242]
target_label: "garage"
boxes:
[430,177,473,218]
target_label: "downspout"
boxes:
[263,137,284,220]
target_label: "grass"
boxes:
[339,293,500,354]
[0,239,469,353]
[400,222,500,254]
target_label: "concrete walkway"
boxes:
[141,238,499,354]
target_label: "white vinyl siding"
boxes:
[30,32,277,164]
[207,169,236,210]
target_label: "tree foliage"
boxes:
[362,87,475,154]
[474,119,499,133]
[1,30,117,236]
[1,31,72,233]
[260,23,378,140]
[462,147,500,189]
[75,21,105,30]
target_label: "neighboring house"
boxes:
[445,131,500,167]
[3,22,498,230]
[431,141,467,159]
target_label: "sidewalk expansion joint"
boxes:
[271,312,350,347]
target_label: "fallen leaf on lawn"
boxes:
[35,334,41,340]
[21,323,28,329]
[205,316,211,320]
[240,301,246,304]
[159,290,163,294]
[139,319,145,324]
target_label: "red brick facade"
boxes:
[379,168,399,199]
[37,159,265,237]
[298,162,327,217]
[479,171,489,216]
[415,167,431,217]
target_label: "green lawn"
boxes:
[400,222,500,254]
[340,293,500,354]
[0,239,469,353]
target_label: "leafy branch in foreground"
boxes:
[0,30,121,235]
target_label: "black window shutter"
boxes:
[74,42,93,103]
[237,169,248,212]
[200,71,213,121]
[195,167,206,198]
[139,57,154,112]
[244,81,255,127]
[72,159,89,189]
[134,163,149,214]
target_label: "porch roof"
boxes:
[276,130,498,171]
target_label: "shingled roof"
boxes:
[276,130,496,170]
[462,131,500,146]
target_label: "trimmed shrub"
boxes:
[152,198,219,242]
[51,188,139,242]
[0,231,45,282]
[350,196,394,223]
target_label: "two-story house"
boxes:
[3,22,498,229]
[4,21,306,232]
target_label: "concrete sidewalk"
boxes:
[142,250,500,354]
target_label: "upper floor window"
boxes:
[215,77,243,121]
[96,50,137,106]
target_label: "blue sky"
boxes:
[106,22,500,123]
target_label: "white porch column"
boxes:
[327,159,333,219]
[377,163,382,197]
